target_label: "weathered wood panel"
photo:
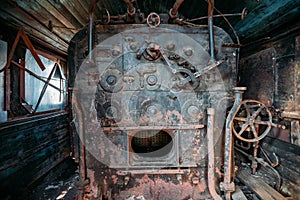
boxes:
[237,169,286,200]
[0,112,70,199]
[260,136,300,199]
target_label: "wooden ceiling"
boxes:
[0,0,299,56]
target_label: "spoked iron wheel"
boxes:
[232,100,272,143]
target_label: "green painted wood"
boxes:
[0,112,70,199]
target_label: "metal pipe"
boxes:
[207,108,222,200]
[222,87,246,200]
[88,12,94,61]
[11,60,64,92]
[169,0,185,18]
[123,0,135,15]
[208,0,215,62]
[72,97,87,199]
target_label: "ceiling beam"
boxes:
[12,0,73,43]
[37,0,81,34]
[59,0,88,26]
[235,0,300,42]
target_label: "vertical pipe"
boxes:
[223,87,246,200]
[208,0,215,62]
[207,108,222,200]
[88,12,94,61]
[73,97,87,199]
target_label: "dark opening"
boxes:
[131,130,173,157]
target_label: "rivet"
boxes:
[166,42,176,51]
[112,46,121,56]
[130,43,137,50]
[184,48,193,56]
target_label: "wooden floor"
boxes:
[237,169,287,200]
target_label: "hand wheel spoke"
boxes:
[238,123,249,135]
[250,124,258,137]
[252,106,263,118]
[243,102,251,117]
[234,117,247,122]
[254,120,271,126]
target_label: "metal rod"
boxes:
[170,0,185,18]
[207,108,222,200]
[119,169,191,175]
[11,60,63,92]
[223,87,246,200]
[102,124,204,131]
[188,13,243,22]
[88,12,94,61]
[0,28,21,73]
[20,29,46,71]
[72,97,87,197]
[32,63,57,114]
[208,0,215,62]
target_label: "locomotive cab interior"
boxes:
[0,0,300,200]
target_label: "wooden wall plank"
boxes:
[0,112,70,199]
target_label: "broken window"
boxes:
[23,49,66,113]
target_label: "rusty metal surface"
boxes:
[239,48,275,106]
[70,23,237,199]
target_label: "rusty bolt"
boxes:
[192,177,199,185]
[146,75,157,86]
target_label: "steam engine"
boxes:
[70,17,238,199]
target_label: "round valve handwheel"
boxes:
[232,100,272,143]
[147,12,161,28]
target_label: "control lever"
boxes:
[177,60,225,86]
[136,42,225,87]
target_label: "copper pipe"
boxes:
[123,0,135,15]
[207,108,222,200]
[223,87,246,200]
[169,0,184,18]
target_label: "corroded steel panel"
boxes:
[70,23,236,199]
